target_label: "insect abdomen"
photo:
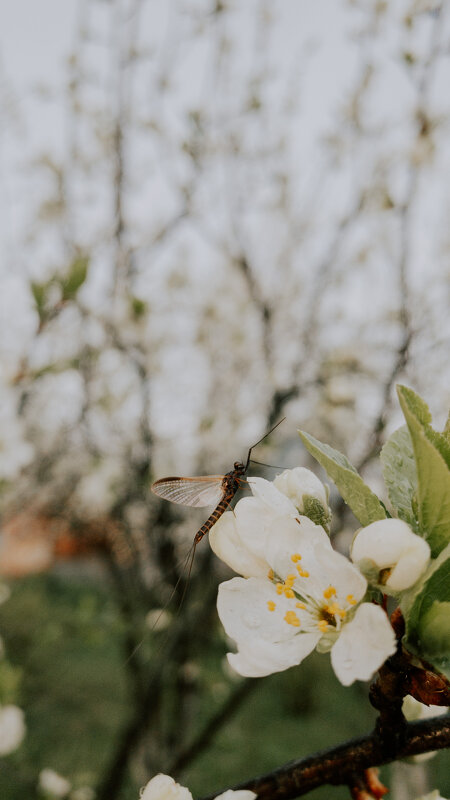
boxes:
[194,492,235,544]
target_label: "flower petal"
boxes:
[330,603,396,686]
[247,477,298,515]
[140,775,193,800]
[274,467,328,512]
[227,633,319,677]
[209,511,269,577]
[351,519,430,591]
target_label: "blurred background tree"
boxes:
[0,1,448,799]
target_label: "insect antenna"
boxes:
[244,416,286,470]
[249,459,284,469]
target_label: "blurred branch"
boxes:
[168,678,257,778]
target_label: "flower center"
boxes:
[266,553,358,633]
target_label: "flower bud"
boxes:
[351,519,430,593]
[274,468,330,528]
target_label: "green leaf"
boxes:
[397,386,450,556]
[380,426,418,530]
[61,255,89,300]
[298,431,386,527]
[130,296,147,319]
[443,410,450,448]
[31,281,49,322]
[402,544,450,678]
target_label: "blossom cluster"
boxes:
[208,468,431,686]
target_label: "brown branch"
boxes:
[169,678,257,777]
[200,716,450,800]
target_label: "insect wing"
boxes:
[151,476,225,508]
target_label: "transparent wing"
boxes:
[151,476,225,507]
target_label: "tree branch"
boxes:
[200,716,450,800]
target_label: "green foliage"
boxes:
[0,660,23,705]
[60,255,89,301]
[31,280,52,324]
[380,426,418,530]
[130,296,147,319]
[397,385,450,556]
[302,495,331,532]
[298,431,386,527]
[401,543,450,678]
[30,256,89,324]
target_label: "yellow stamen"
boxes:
[317,620,328,633]
[285,574,296,587]
[325,602,340,615]
[346,594,357,605]
[267,600,276,612]
[295,601,306,609]
[276,583,284,595]
[284,610,301,627]
[323,586,336,599]
[296,566,309,578]
[283,587,295,599]
[291,553,302,563]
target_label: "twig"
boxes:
[200,716,450,800]
[168,679,257,777]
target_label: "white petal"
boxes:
[218,577,295,643]
[215,791,257,800]
[387,542,430,590]
[209,511,269,577]
[140,775,193,800]
[274,467,328,512]
[234,497,281,560]
[247,477,298,515]
[227,632,319,678]
[351,519,430,592]
[331,604,396,686]
[264,516,332,580]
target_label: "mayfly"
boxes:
[151,417,285,545]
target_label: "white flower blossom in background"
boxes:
[212,482,396,685]
[416,793,449,800]
[0,385,34,481]
[0,704,26,755]
[140,774,256,800]
[402,695,448,762]
[38,769,71,798]
[351,519,430,593]
[70,788,95,800]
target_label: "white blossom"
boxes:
[416,793,449,800]
[70,789,95,800]
[0,385,34,480]
[39,769,71,798]
[351,519,430,592]
[139,775,256,800]
[0,705,26,755]
[215,509,396,685]
[140,774,193,800]
[210,473,329,575]
[273,467,329,516]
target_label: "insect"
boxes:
[151,417,285,545]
